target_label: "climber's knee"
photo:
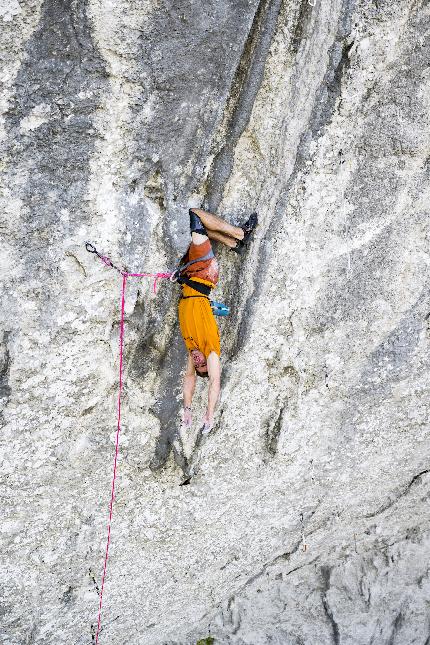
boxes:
[189,209,207,236]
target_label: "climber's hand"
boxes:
[182,406,192,428]
[201,413,214,435]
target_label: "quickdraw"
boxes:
[85,242,126,276]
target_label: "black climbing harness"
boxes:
[170,249,214,283]
[171,250,230,316]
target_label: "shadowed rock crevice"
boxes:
[321,566,341,645]
[290,0,314,54]
[224,0,355,361]
[4,0,108,273]
[387,611,404,645]
[205,0,284,211]
[265,405,285,456]
[127,269,189,472]
[149,335,188,471]
[0,331,12,407]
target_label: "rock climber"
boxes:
[176,208,258,434]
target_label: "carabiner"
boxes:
[85,242,98,254]
[170,269,179,283]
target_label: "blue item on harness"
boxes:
[211,300,230,316]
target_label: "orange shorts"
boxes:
[178,279,220,358]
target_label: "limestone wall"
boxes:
[1,1,429,643]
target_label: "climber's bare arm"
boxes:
[183,354,196,408]
[205,351,221,426]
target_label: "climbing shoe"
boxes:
[231,212,258,254]
[242,212,258,239]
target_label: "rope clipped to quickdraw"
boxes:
[85,242,171,644]
[85,242,126,276]
[85,242,172,293]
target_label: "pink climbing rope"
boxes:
[127,272,172,293]
[86,244,171,644]
[94,272,127,644]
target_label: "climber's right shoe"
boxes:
[231,212,258,254]
[241,212,258,240]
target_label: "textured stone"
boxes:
[1,0,430,644]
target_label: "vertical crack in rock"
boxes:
[358,567,371,609]
[226,595,241,635]
[0,332,12,415]
[263,365,299,457]
[387,611,404,645]
[125,180,190,472]
[88,567,100,596]
[4,0,108,273]
[205,0,284,211]
[321,566,340,645]
[290,0,313,54]
[265,404,285,456]
[139,326,193,472]
[230,0,355,359]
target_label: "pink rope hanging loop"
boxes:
[85,243,172,643]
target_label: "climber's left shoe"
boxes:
[231,212,258,254]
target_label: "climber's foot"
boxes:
[201,422,212,436]
[241,212,258,240]
[231,212,258,254]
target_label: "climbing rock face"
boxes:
[1,0,429,643]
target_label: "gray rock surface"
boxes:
[1,0,429,643]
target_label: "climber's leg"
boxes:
[206,228,238,249]
[189,208,258,254]
[189,209,210,246]
[190,208,244,241]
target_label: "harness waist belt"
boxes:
[177,276,212,296]
[181,295,210,300]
